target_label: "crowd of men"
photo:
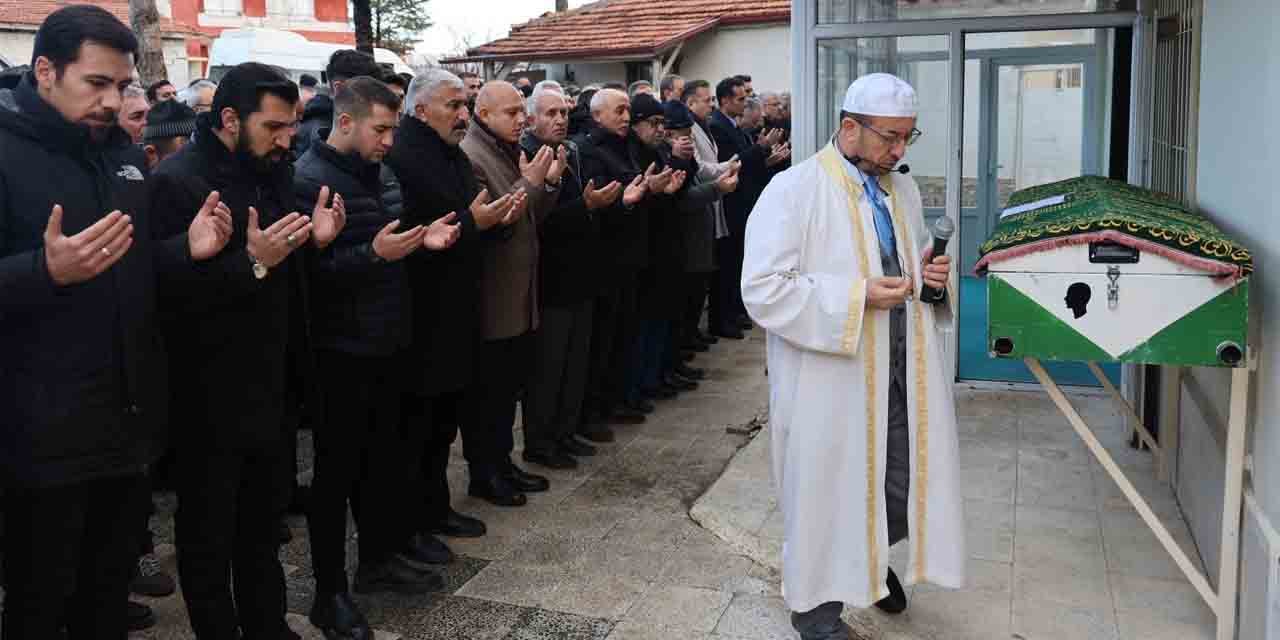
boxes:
[0,5,793,639]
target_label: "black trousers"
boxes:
[710,234,745,331]
[585,275,640,417]
[461,333,534,479]
[2,474,148,640]
[176,436,291,640]
[886,376,910,547]
[308,350,406,596]
[405,390,464,532]
[524,301,594,455]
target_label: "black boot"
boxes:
[874,568,908,614]
[309,592,372,640]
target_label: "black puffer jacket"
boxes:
[295,137,411,357]
[151,114,315,449]
[574,125,658,275]
[384,114,493,395]
[293,93,333,158]
[0,74,191,487]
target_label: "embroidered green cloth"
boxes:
[976,175,1252,276]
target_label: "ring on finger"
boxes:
[286,233,296,246]
[101,247,111,257]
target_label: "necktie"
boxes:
[862,172,897,258]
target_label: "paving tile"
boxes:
[351,592,450,639]
[506,607,614,640]
[900,589,1012,640]
[1013,554,1112,609]
[1014,504,1103,545]
[656,546,754,591]
[453,561,566,609]
[1017,455,1095,511]
[625,585,734,633]
[604,509,703,551]
[711,594,797,640]
[607,619,712,639]
[1013,530,1108,573]
[383,595,525,640]
[914,557,1011,596]
[1012,595,1119,640]
[959,451,1017,504]
[537,570,650,619]
[1109,573,1214,626]
[1115,607,1215,640]
[731,562,782,598]
[964,499,1014,562]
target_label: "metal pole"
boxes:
[946,29,964,381]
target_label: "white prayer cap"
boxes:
[842,73,918,118]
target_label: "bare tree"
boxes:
[129,0,167,85]
[353,0,374,53]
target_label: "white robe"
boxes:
[741,143,966,613]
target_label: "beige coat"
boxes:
[461,120,559,341]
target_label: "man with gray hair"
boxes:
[628,79,654,98]
[178,79,215,113]
[118,84,150,143]
[388,67,522,540]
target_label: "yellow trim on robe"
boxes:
[842,278,867,355]
[881,175,931,583]
[818,145,882,602]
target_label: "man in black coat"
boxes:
[518,83,625,471]
[706,76,787,340]
[294,49,382,158]
[295,75,462,639]
[0,7,236,637]
[150,63,343,640]
[573,89,670,438]
[386,69,517,539]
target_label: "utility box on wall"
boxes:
[975,176,1251,368]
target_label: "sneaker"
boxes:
[130,552,176,597]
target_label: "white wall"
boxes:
[0,31,34,68]
[0,30,191,88]
[1183,0,1279,637]
[678,24,791,94]
[542,61,628,88]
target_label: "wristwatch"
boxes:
[543,176,561,193]
[249,253,268,280]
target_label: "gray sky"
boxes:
[414,0,594,58]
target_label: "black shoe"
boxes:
[696,330,719,345]
[874,568,908,614]
[560,437,596,457]
[737,316,754,330]
[625,398,656,414]
[130,552,176,597]
[681,351,697,362]
[127,601,155,632]
[354,559,443,595]
[523,448,578,470]
[606,407,646,425]
[505,464,550,493]
[683,340,710,352]
[398,533,454,568]
[712,326,745,340]
[428,509,487,538]
[675,363,706,380]
[468,474,528,507]
[580,425,617,442]
[664,374,698,391]
[309,592,372,640]
[277,519,293,545]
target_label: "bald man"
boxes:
[458,81,563,506]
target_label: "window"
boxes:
[817,0,1122,24]
[267,0,314,18]
[202,0,242,16]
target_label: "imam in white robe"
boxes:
[741,143,966,613]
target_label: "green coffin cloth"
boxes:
[975,176,1252,278]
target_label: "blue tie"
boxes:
[862,173,897,258]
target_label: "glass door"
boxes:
[958,49,1120,385]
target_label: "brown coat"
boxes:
[461,119,559,341]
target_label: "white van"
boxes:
[208,27,413,83]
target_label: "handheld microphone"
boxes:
[895,164,910,174]
[920,216,954,303]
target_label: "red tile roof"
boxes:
[444,0,790,63]
[0,0,197,36]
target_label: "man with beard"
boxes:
[575,89,673,436]
[761,91,791,142]
[387,69,522,542]
[458,80,556,505]
[295,49,382,157]
[659,74,684,103]
[518,82,629,470]
[707,75,787,340]
[150,62,345,640]
[0,6,236,637]
[296,75,462,638]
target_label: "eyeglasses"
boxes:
[859,121,922,147]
